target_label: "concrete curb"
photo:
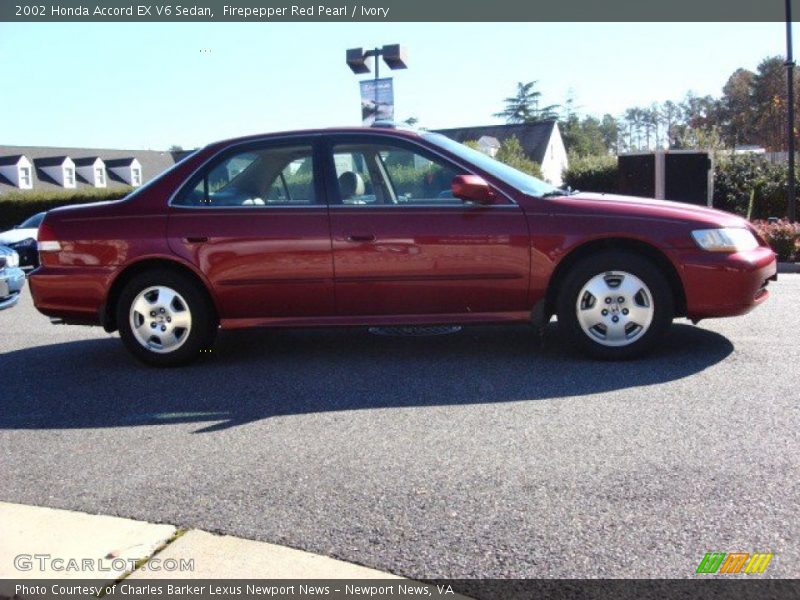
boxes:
[0,502,404,585]
[0,502,175,584]
[127,530,401,580]
[777,262,800,273]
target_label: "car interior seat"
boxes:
[338,171,365,202]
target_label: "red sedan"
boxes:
[29,127,777,366]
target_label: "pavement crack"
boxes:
[101,527,189,593]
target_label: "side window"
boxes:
[175,145,317,207]
[380,148,462,205]
[332,142,464,206]
[265,155,315,204]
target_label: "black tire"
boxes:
[556,251,674,360]
[116,268,217,367]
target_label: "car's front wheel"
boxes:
[117,269,217,367]
[556,251,674,360]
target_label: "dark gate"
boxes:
[618,154,655,198]
[665,153,712,206]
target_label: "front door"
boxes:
[324,135,530,317]
[167,138,334,320]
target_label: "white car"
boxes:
[0,211,45,270]
[0,246,25,310]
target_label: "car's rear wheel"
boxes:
[117,269,216,366]
[556,251,674,359]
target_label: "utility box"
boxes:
[618,151,713,206]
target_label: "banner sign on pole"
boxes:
[360,78,394,125]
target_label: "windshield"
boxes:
[422,132,561,197]
[19,212,45,228]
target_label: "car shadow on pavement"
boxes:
[0,323,733,433]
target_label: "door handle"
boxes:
[345,234,376,243]
[184,236,208,243]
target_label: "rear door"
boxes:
[167,137,334,320]
[323,134,530,316]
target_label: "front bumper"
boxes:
[8,243,39,270]
[0,266,26,310]
[674,245,777,320]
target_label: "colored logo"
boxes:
[696,552,773,574]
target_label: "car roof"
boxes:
[209,126,425,148]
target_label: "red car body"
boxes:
[29,127,777,361]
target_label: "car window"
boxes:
[379,148,462,205]
[333,151,376,204]
[331,142,463,206]
[19,212,45,229]
[174,145,317,207]
[265,156,316,205]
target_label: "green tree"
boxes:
[494,81,560,123]
[599,114,619,153]
[750,56,800,151]
[614,53,800,155]
[623,107,644,150]
[719,68,756,147]
[672,92,722,148]
[557,91,615,157]
[561,115,608,157]
[659,100,681,148]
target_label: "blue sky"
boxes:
[0,22,794,149]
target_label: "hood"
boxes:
[547,192,747,228]
[0,228,38,245]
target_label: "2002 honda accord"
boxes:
[29,126,777,366]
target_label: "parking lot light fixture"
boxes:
[786,0,796,222]
[346,44,408,119]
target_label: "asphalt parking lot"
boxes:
[1,276,799,579]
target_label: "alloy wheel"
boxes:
[575,270,654,347]
[129,285,193,353]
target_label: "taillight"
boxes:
[37,222,62,252]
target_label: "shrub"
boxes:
[0,187,132,230]
[562,154,619,193]
[713,155,789,219]
[495,136,543,179]
[751,219,799,261]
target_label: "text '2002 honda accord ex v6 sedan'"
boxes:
[29,126,777,366]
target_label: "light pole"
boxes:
[786,0,796,221]
[346,45,407,124]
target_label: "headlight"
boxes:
[691,228,759,252]
[9,237,36,248]
[2,250,19,268]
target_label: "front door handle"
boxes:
[346,234,376,243]
[184,236,208,243]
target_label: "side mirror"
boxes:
[451,174,497,204]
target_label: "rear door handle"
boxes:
[345,234,376,243]
[184,236,208,243]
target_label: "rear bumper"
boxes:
[28,265,116,324]
[675,246,777,320]
[0,266,25,310]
